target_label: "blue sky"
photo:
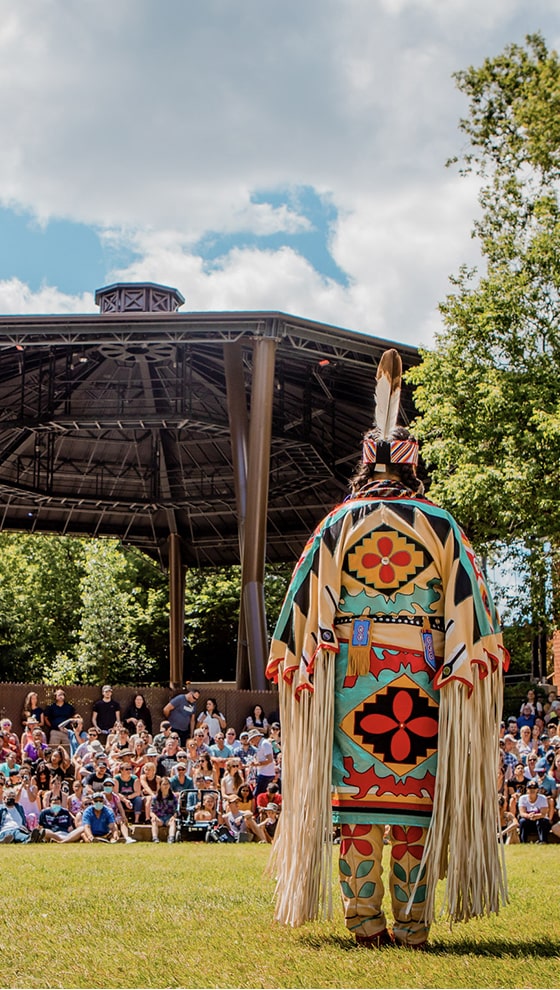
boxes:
[0,0,558,343]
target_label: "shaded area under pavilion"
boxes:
[0,282,419,689]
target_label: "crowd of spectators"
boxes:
[497,686,560,844]
[0,687,282,846]
[2,681,559,847]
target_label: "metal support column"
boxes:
[168,532,185,690]
[224,342,250,689]
[240,335,277,690]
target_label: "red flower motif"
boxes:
[391,825,425,861]
[362,535,411,584]
[360,689,438,762]
[340,824,373,857]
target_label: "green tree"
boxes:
[408,33,560,650]
[75,541,168,685]
[183,563,291,681]
[0,533,84,682]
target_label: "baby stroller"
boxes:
[176,788,221,842]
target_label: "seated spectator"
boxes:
[0,788,43,843]
[1,719,22,760]
[20,715,47,757]
[83,754,112,793]
[192,727,210,757]
[508,763,529,817]
[245,704,269,736]
[34,761,51,804]
[131,739,149,775]
[237,731,257,776]
[221,759,244,801]
[517,704,536,731]
[518,781,551,843]
[58,715,88,756]
[114,760,144,824]
[101,778,136,843]
[69,779,86,818]
[23,727,50,766]
[42,774,70,811]
[524,754,540,778]
[0,749,21,781]
[506,717,519,739]
[194,790,220,822]
[151,720,172,754]
[208,733,232,783]
[48,745,73,783]
[150,778,178,843]
[107,725,132,760]
[140,761,159,819]
[497,794,519,844]
[124,693,153,736]
[256,782,283,813]
[225,728,240,754]
[169,762,194,797]
[223,794,268,843]
[157,735,182,778]
[81,796,119,842]
[18,766,41,828]
[260,802,281,842]
[269,723,282,758]
[38,799,77,839]
[73,728,102,766]
[236,782,256,814]
[517,725,534,762]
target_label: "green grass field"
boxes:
[1,843,559,989]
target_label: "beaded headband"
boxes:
[362,349,419,466]
[362,437,419,465]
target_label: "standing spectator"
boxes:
[196,698,226,743]
[245,705,269,736]
[520,689,543,717]
[248,729,276,797]
[124,693,153,736]
[44,689,75,747]
[163,687,200,746]
[518,781,551,843]
[91,686,121,742]
[21,691,45,729]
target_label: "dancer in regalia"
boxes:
[266,348,508,948]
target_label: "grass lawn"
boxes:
[1,842,559,988]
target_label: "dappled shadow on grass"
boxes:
[296,932,559,959]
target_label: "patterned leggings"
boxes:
[339,823,430,946]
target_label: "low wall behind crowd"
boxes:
[0,682,279,736]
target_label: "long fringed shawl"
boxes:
[266,487,509,928]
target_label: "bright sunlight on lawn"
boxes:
[1,843,559,989]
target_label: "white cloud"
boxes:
[0,0,558,340]
[0,278,95,315]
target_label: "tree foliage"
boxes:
[408,33,560,631]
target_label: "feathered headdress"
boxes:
[362,348,418,468]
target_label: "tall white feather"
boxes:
[374,348,402,439]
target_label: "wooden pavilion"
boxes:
[0,283,419,689]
